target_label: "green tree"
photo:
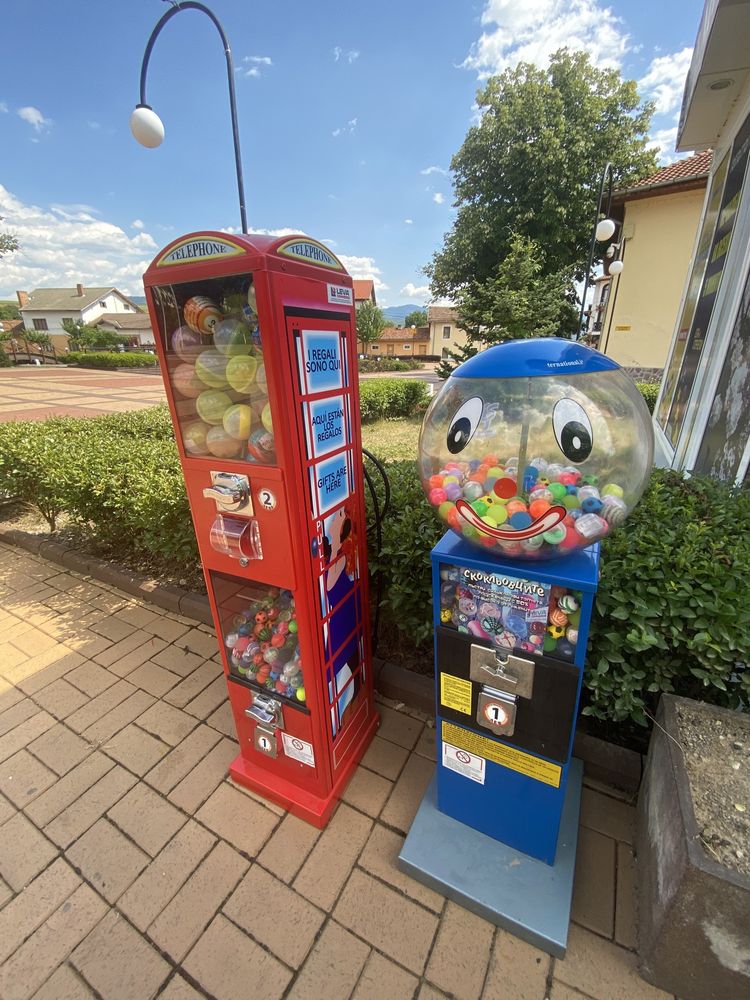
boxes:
[427,49,657,299]
[403,309,428,328]
[0,218,19,259]
[62,319,127,351]
[436,233,577,378]
[355,301,387,350]
[0,302,20,321]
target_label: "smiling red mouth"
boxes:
[455,499,567,541]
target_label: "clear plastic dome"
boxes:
[418,346,653,561]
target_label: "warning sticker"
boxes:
[440,673,473,715]
[441,721,562,788]
[442,743,485,784]
[281,733,316,768]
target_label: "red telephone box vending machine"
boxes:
[143,231,379,827]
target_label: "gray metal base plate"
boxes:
[397,758,583,958]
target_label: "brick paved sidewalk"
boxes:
[0,542,674,1000]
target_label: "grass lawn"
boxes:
[361,416,421,462]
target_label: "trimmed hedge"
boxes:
[358,378,429,422]
[636,381,660,414]
[64,351,158,369]
[358,358,423,373]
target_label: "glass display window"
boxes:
[150,273,276,465]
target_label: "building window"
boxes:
[371,344,378,351]
[403,344,411,351]
[62,317,72,325]
[32,318,48,331]
[99,300,107,308]
[442,325,451,339]
[442,347,450,358]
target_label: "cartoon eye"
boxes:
[553,398,593,463]
[446,397,483,454]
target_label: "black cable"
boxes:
[361,447,391,655]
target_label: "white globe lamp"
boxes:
[130,105,165,148]
[595,218,616,242]
[609,259,624,275]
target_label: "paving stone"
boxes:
[184,914,291,1000]
[426,901,494,1000]
[287,919,370,1000]
[0,791,14,825]
[66,816,149,903]
[108,782,187,856]
[118,820,215,931]
[571,825,616,938]
[225,864,325,968]
[44,764,136,848]
[0,711,56,764]
[334,868,439,975]
[380,753,435,833]
[115,604,161,630]
[548,984,596,999]
[0,810,58,891]
[102,636,169,678]
[0,875,11,907]
[164,660,221,709]
[257,812,321,883]
[145,724,221,794]
[342,763,393,817]
[82,690,155,744]
[0,642,30,673]
[9,629,59,658]
[418,986,452,1000]
[615,842,637,950]
[580,787,634,845]
[352,951,419,1000]
[0,681,24,713]
[206,700,235,737]
[28,723,92,776]
[89,616,137,644]
[93,629,155,669]
[30,964,96,1000]
[0,698,38,738]
[196,781,278,857]
[25,753,114,828]
[65,661,117,698]
[183,676,229,719]
[294,802,372,911]
[0,883,107,1000]
[30,678,89,720]
[482,928,551,1000]
[554,924,673,1000]
[152,645,206,678]
[377,704,424,749]
[168,736,237,812]
[0,749,57,806]
[146,617,192,643]
[127,660,181,697]
[71,908,170,1000]
[358,822,444,912]
[66,679,136,734]
[61,629,113,660]
[415,724,438,761]
[149,841,249,962]
[13,649,87,694]
[0,858,80,964]
[159,975,205,1000]
[102,722,171,776]
[173,627,220,659]
[135,701,197,746]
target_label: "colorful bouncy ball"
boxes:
[223,403,253,441]
[225,354,258,393]
[171,325,204,361]
[183,296,222,335]
[182,419,210,456]
[195,348,229,388]
[213,318,254,356]
[196,389,232,425]
[418,340,653,561]
[171,362,204,398]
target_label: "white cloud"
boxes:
[433,192,445,205]
[421,165,447,176]
[243,55,272,78]
[464,0,629,77]
[17,105,52,133]
[245,67,261,78]
[404,218,413,224]
[333,46,342,62]
[400,283,431,301]
[132,219,145,230]
[87,120,101,130]
[338,254,388,292]
[0,102,8,114]
[648,127,680,164]
[0,184,159,298]
[332,117,358,138]
[347,50,360,64]
[333,47,359,64]
[639,47,693,115]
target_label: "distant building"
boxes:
[589,150,712,373]
[353,280,376,308]
[16,284,142,352]
[94,312,154,348]
[365,325,430,357]
[427,306,468,359]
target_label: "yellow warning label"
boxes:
[441,721,562,788]
[440,674,473,715]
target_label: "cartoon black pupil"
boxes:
[447,417,472,454]
[560,421,592,462]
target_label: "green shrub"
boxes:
[359,379,429,422]
[636,381,660,413]
[64,351,158,369]
[358,358,423,373]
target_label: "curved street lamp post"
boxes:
[578,162,624,338]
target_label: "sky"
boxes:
[0,0,706,307]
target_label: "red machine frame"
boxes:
[143,231,378,827]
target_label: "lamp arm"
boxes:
[137,1,248,233]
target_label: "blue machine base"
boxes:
[397,758,583,958]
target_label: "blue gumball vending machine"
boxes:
[399,340,653,957]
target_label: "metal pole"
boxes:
[578,162,614,337]
[136,1,248,233]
